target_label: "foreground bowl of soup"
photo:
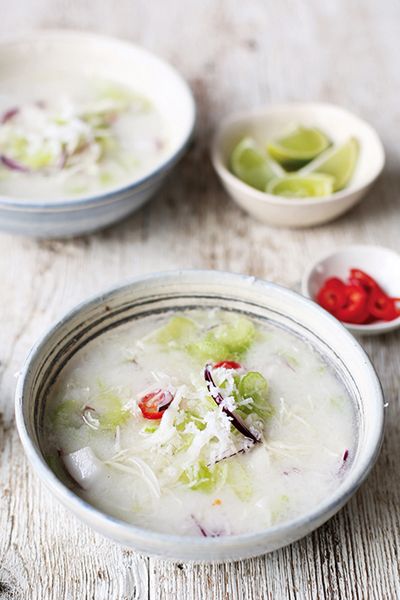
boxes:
[0,31,195,237]
[15,271,384,562]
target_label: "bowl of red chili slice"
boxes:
[302,245,400,335]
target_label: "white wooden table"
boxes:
[1,1,399,598]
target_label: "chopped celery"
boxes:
[175,410,207,432]
[188,315,255,361]
[156,316,198,347]
[99,85,151,112]
[51,399,81,428]
[227,462,253,501]
[188,337,226,362]
[53,116,68,125]
[96,134,118,158]
[7,136,54,170]
[271,494,290,523]
[180,462,227,493]
[24,149,53,169]
[99,410,129,430]
[174,433,195,454]
[238,371,273,420]
[215,315,256,354]
[143,424,159,434]
[95,383,130,430]
[11,136,28,157]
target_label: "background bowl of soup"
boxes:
[15,270,384,562]
[0,31,195,237]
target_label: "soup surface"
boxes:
[43,310,356,537]
[0,77,168,200]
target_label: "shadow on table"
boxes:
[324,166,400,230]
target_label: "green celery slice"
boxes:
[95,383,130,430]
[180,462,227,493]
[156,316,198,347]
[227,462,253,501]
[238,371,273,420]
[51,399,81,428]
[188,315,256,362]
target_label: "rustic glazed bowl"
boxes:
[15,271,384,562]
[211,103,385,228]
[0,31,195,237]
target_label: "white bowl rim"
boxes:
[0,29,196,210]
[15,269,385,552]
[211,102,385,207]
[302,244,400,334]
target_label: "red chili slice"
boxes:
[335,285,369,323]
[138,390,173,420]
[316,281,347,313]
[213,360,242,370]
[316,267,400,325]
[368,290,399,321]
[349,269,385,295]
[323,277,346,290]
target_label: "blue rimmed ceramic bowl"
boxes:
[15,270,384,562]
[0,31,195,237]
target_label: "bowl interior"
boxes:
[0,31,195,202]
[16,272,384,559]
[215,103,384,195]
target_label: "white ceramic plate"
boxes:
[211,103,385,228]
[302,245,400,335]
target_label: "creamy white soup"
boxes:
[43,310,356,537]
[0,78,168,200]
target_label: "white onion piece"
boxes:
[62,447,104,490]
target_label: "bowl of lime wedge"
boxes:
[211,103,384,228]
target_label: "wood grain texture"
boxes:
[0,1,399,598]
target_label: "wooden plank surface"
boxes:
[0,1,399,598]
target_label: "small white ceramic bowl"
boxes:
[0,31,195,237]
[302,245,400,335]
[211,103,385,228]
[15,270,384,562]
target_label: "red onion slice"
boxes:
[204,365,260,444]
[0,155,29,172]
[156,390,174,411]
[1,107,19,123]
[338,449,350,476]
[191,515,223,538]
[81,405,100,430]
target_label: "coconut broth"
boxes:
[43,309,356,537]
[0,75,168,200]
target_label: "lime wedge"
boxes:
[267,127,331,169]
[267,173,334,198]
[230,137,283,191]
[300,138,359,191]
